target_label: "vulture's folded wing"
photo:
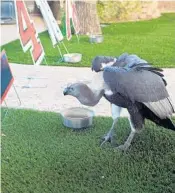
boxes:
[114,53,149,68]
[103,66,174,118]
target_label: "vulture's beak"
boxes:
[99,63,105,71]
[100,66,104,71]
[63,87,69,95]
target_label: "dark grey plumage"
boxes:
[103,65,175,126]
[91,53,149,72]
[103,66,168,103]
[102,64,175,150]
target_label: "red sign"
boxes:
[15,0,44,65]
[1,50,14,103]
[66,0,72,40]
[71,1,80,34]
[66,0,80,40]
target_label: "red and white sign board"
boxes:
[14,0,45,66]
[66,0,80,40]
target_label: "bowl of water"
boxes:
[61,107,94,129]
[89,35,104,43]
[63,53,82,63]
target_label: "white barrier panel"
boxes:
[35,0,64,47]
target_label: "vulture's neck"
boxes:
[77,85,104,106]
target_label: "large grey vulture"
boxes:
[91,53,151,146]
[63,53,175,151]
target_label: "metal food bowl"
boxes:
[63,53,82,63]
[61,107,94,129]
[89,35,104,43]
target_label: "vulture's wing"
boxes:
[113,53,149,68]
[103,66,174,118]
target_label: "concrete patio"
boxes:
[1,13,175,118]
[3,63,175,117]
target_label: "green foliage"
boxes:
[1,13,175,68]
[1,108,175,193]
[60,14,75,37]
[97,0,142,23]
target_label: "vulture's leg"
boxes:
[100,119,118,146]
[100,104,122,146]
[117,116,136,151]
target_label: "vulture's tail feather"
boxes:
[141,104,175,131]
[157,118,175,131]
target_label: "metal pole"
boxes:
[61,41,69,54]
[76,33,80,43]
[57,45,63,58]
[1,100,14,127]
[44,56,48,66]
[13,84,22,106]
[3,100,9,119]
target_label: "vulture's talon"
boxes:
[100,136,112,147]
[100,131,115,147]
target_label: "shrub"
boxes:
[97,0,143,23]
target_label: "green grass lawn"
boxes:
[1,13,175,68]
[1,108,175,193]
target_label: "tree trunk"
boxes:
[48,1,61,21]
[33,1,61,21]
[75,0,102,35]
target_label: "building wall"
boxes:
[25,1,175,23]
[97,1,175,23]
[158,1,175,13]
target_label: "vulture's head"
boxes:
[63,83,88,97]
[91,56,117,72]
[63,82,104,106]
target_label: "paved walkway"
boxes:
[1,15,46,46]
[3,63,175,117]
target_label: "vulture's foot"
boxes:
[116,130,136,151]
[116,144,130,152]
[100,130,116,147]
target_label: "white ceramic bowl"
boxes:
[61,107,94,129]
[63,53,82,63]
[89,35,104,43]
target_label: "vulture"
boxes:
[91,53,151,146]
[63,53,175,151]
